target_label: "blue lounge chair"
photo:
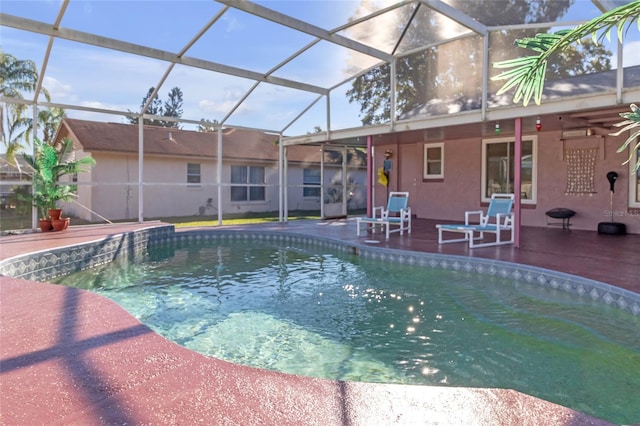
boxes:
[436,193,515,248]
[356,192,411,239]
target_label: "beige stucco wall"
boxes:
[57,150,95,221]
[75,153,367,222]
[73,153,218,221]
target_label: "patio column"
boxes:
[217,128,223,226]
[138,120,144,223]
[514,117,522,247]
[31,104,38,229]
[367,135,373,217]
[278,134,284,222]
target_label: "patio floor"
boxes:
[238,217,639,294]
[1,219,637,425]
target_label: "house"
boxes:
[5,2,640,234]
[357,102,640,235]
[338,65,640,235]
[51,102,640,235]
[0,155,30,211]
[53,118,367,222]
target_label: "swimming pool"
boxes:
[53,235,640,425]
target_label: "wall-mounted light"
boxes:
[535,117,542,132]
[495,122,501,135]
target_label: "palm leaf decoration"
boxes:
[611,104,640,172]
[492,1,640,107]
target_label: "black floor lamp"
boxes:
[597,171,627,235]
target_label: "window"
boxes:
[231,165,265,201]
[187,163,201,185]
[481,136,537,203]
[303,168,321,197]
[629,146,640,208]
[423,143,444,179]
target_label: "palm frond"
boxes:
[612,104,640,172]
[491,1,640,106]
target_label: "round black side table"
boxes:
[545,208,576,231]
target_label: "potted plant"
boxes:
[19,137,96,232]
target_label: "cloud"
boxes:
[199,98,250,116]
[222,15,245,35]
[42,76,74,102]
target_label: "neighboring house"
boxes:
[0,155,30,210]
[53,118,367,222]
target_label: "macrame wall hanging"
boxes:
[565,147,598,195]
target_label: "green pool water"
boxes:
[54,240,640,424]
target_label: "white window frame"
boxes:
[187,163,201,187]
[230,165,266,202]
[481,135,538,204]
[423,142,444,179]
[629,144,640,208]
[303,168,321,198]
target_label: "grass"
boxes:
[144,211,324,228]
[0,210,337,234]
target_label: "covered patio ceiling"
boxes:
[1,0,638,148]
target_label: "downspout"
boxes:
[514,117,522,247]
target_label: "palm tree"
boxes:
[1,106,31,167]
[1,50,38,166]
[37,106,67,144]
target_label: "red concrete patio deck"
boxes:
[2,219,637,425]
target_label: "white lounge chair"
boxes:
[356,192,411,239]
[436,193,515,248]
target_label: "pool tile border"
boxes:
[1,226,638,317]
[0,225,174,281]
[168,230,640,317]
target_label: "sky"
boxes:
[1,0,372,136]
[1,0,639,142]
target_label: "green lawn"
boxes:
[144,211,323,228]
[2,208,365,234]
[0,210,327,233]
